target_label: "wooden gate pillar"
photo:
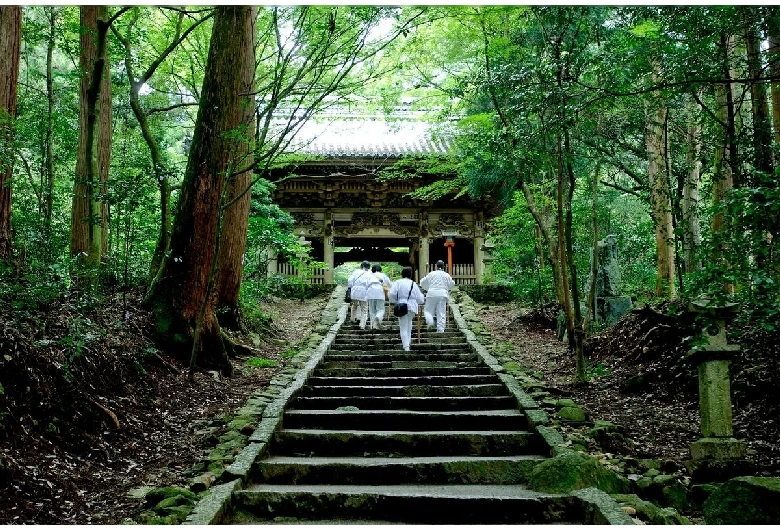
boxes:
[323,211,334,283]
[418,236,429,281]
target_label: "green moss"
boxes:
[557,406,586,422]
[246,357,278,368]
[704,476,780,524]
[529,451,629,494]
[144,486,195,508]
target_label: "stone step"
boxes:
[334,336,465,343]
[271,429,544,457]
[282,409,527,431]
[255,455,546,485]
[323,352,479,363]
[319,361,484,370]
[290,395,517,411]
[312,366,492,377]
[230,484,585,524]
[302,383,507,397]
[306,374,500,386]
[329,342,468,351]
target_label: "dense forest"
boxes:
[1,5,779,524]
[1,4,778,379]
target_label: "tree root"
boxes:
[87,397,121,429]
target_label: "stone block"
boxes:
[598,296,632,326]
[557,406,586,422]
[697,360,734,437]
[529,451,629,494]
[704,476,780,524]
[690,437,746,462]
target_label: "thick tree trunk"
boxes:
[70,6,110,270]
[646,99,676,299]
[145,6,257,375]
[98,43,111,260]
[215,40,256,328]
[769,14,780,160]
[0,7,21,262]
[682,94,702,274]
[743,7,773,180]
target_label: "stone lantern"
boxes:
[685,298,748,480]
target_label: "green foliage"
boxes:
[245,357,277,368]
[281,346,300,358]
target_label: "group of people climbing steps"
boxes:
[346,260,456,351]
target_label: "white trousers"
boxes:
[397,311,416,350]
[424,296,448,332]
[368,299,385,328]
[351,300,368,328]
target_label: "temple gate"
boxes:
[266,114,493,284]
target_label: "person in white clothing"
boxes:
[347,260,372,328]
[420,260,456,333]
[367,264,393,329]
[388,266,425,351]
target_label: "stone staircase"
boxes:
[191,307,633,525]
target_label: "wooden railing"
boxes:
[276,262,326,284]
[424,263,476,285]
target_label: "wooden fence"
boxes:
[424,263,476,285]
[276,262,326,284]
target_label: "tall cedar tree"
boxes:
[0,7,22,261]
[70,6,112,267]
[145,6,257,374]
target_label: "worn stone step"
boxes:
[319,361,484,370]
[328,337,471,353]
[290,395,517,411]
[323,352,479,363]
[282,409,527,431]
[230,484,585,524]
[255,454,546,485]
[271,429,544,457]
[334,336,466,344]
[312,366,492,377]
[302,383,507,398]
[306,374,500,386]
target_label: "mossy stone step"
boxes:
[312,366,492,377]
[302,383,507,398]
[323,353,479,363]
[330,342,468,351]
[289,395,517,411]
[255,455,546,485]
[271,429,545,457]
[230,484,585,524]
[282,408,528,431]
[319,361,484,370]
[306,374,500,386]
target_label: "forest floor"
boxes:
[1,290,778,524]
[0,288,330,524]
[477,300,780,484]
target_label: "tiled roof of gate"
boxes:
[282,113,454,159]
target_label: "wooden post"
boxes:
[444,236,455,276]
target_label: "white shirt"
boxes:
[420,269,455,299]
[388,278,425,314]
[347,268,372,301]
[366,272,392,300]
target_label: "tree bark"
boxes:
[0,6,21,262]
[112,9,212,282]
[768,13,780,162]
[70,6,111,271]
[145,6,257,375]
[646,84,676,299]
[743,7,773,180]
[682,92,703,274]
